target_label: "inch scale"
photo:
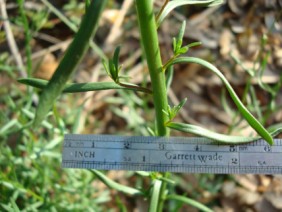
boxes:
[62,134,282,174]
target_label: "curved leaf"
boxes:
[167,57,274,145]
[166,122,282,144]
[166,194,213,212]
[91,170,143,196]
[157,0,224,27]
[18,78,150,93]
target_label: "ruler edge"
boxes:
[64,134,282,146]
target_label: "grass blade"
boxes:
[90,170,143,196]
[33,0,107,127]
[166,194,213,212]
[149,180,162,212]
[167,57,274,145]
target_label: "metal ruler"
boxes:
[62,134,282,174]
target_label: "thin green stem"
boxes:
[163,55,177,71]
[156,0,169,24]
[157,172,171,212]
[118,82,152,94]
[18,78,152,94]
[135,0,169,136]
[135,1,170,211]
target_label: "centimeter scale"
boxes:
[62,134,282,174]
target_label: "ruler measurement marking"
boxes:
[65,145,264,153]
[65,136,282,145]
[62,135,282,174]
[62,161,282,174]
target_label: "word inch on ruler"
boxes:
[62,134,282,174]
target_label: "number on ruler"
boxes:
[229,145,236,152]
[231,158,238,165]
[159,143,166,150]
[264,145,271,152]
[124,141,131,149]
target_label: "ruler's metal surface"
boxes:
[62,134,282,174]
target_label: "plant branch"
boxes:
[156,0,169,25]
[135,0,169,136]
[135,1,170,211]
[167,56,274,145]
[18,78,152,94]
[118,82,152,94]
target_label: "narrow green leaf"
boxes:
[177,46,189,54]
[166,65,174,92]
[149,180,162,212]
[166,194,213,212]
[167,122,263,143]
[167,57,274,145]
[176,21,186,51]
[174,98,187,115]
[113,46,121,71]
[102,59,110,76]
[184,41,202,48]
[18,78,149,93]
[91,170,143,196]
[172,37,177,53]
[118,75,131,80]
[165,98,188,121]
[157,0,224,27]
[166,104,172,119]
[257,52,276,95]
[33,0,107,127]
[109,59,117,81]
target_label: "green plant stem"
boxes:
[135,1,170,211]
[135,0,169,136]
[157,172,171,212]
[33,0,107,126]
